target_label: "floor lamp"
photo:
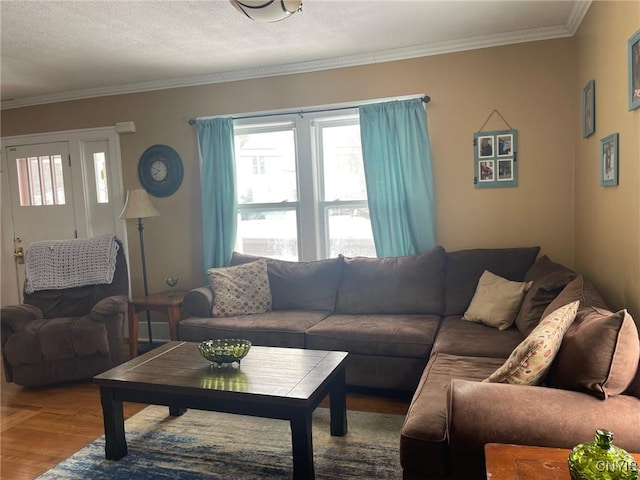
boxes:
[119,189,159,353]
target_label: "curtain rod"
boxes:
[187,95,430,125]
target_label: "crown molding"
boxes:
[1,19,585,110]
[566,0,592,35]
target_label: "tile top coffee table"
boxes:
[94,341,348,480]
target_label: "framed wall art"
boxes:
[600,133,619,187]
[582,80,595,137]
[629,29,640,111]
[473,129,518,188]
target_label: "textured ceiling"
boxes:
[0,0,590,109]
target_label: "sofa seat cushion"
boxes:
[4,315,110,366]
[400,353,505,477]
[178,310,332,348]
[304,314,440,358]
[336,246,446,315]
[432,316,525,358]
[444,246,540,316]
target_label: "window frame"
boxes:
[233,108,371,261]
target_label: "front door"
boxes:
[2,142,78,304]
[1,127,128,306]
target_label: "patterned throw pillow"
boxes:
[207,259,272,317]
[484,300,580,385]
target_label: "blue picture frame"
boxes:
[473,129,518,189]
[582,80,595,137]
[600,133,619,187]
[628,29,640,111]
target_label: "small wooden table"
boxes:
[127,289,187,359]
[94,342,348,480]
[485,443,640,479]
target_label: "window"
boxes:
[16,155,66,206]
[93,152,109,203]
[233,112,374,261]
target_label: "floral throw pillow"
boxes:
[207,259,272,317]
[484,300,580,385]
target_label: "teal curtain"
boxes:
[359,99,436,257]
[196,118,237,278]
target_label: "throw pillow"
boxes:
[462,270,532,330]
[207,259,272,317]
[514,255,577,336]
[546,307,640,399]
[229,252,343,311]
[444,246,540,316]
[541,276,608,320]
[484,300,580,385]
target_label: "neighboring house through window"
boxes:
[233,110,374,261]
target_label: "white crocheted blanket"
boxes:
[24,234,120,294]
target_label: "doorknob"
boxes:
[14,247,24,264]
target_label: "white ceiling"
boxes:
[1,0,591,110]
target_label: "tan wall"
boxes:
[573,0,640,320]
[2,38,576,300]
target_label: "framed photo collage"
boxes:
[473,129,518,189]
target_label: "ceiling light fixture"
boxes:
[230,0,302,22]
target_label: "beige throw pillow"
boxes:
[484,300,580,385]
[207,259,272,317]
[463,270,533,330]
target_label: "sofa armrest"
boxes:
[183,287,214,317]
[1,304,43,333]
[88,294,129,365]
[447,379,640,479]
[90,295,128,320]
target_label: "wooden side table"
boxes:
[128,289,187,359]
[485,443,640,480]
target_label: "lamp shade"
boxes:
[119,189,160,219]
[230,0,302,22]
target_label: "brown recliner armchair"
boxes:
[1,237,129,387]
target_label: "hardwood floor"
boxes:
[1,363,409,479]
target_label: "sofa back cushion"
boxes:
[444,247,540,316]
[336,246,446,315]
[628,361,640,399]
[230,252,343,311]
[546,307,640,399]
[515,255,577,336]
[541,275,609,317]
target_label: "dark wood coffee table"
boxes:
[94,341,348,480]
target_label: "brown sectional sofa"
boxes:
[178,246,640,479]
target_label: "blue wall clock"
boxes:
[138,144,184,197]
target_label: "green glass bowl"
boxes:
[198,339,251,367]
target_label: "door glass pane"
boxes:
[321,124,366,201]
[327,206,375,258]
[236,209,298,260]
[235,129,297,204]
[52,155,65,204]
[16,155,66,206]
[40,156,54,205]
[93,152,109,203]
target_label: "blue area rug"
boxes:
[36,405,404,479]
